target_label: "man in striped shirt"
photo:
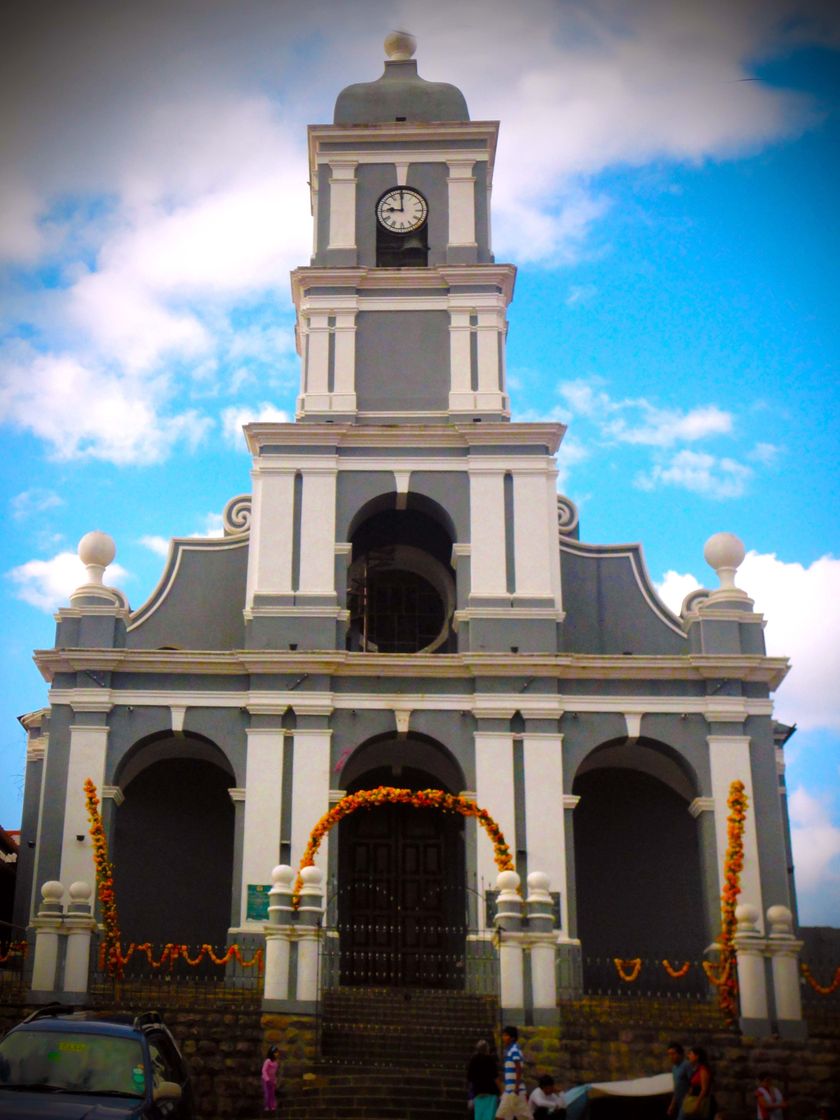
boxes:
[495,1025,531,1120]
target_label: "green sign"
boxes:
[246,883,271,921]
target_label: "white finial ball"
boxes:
[527,870,551,893]
[69,881,92,902]
[41,880,64,901]
[496,869,520,892]
[78,530,116,570]
[271,865,294,887]
[384,30,417,60]
[766,904,793,935]
[300,864,323,886]
[703,532,745,591]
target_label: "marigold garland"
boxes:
[294,786,514,905]
[613,957,642,983]
[0,941,27,965]
[800,963,840,996]
[705,779,748,1026]
[662,959,691,979]
[84,778,123,979]
[98,941,264,974]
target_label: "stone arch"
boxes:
[571,736,706,963]
[330,734,477,987]
[345,494,457,654]
[111,732,236,947]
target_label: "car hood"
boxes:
[0,1091,143,1118]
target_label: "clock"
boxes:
[376,188,428,233]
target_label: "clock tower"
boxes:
[246,31,565,657]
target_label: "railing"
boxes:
[582,955,711,999]
[0,923,28,1001]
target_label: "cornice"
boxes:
[34,647,790,690]
[290,263,517,306]
[245,420,564,456]
[308,119,500,178]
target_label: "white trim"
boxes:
[689,796,715,817]
[129,537,248,631]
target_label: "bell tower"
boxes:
[245,34,564,656]
[293,31,514,421]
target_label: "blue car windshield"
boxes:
[0,1030,145,1097]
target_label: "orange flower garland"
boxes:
[706,779,748,1026]
[800,963,840,996]
[613,957,642,982]
[0,941,27,965]
[98,941,264,974]
[84,778,123,979]
[294,786,514,905]
[662,959,691,979]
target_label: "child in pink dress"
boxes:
[261,1046,279,1113]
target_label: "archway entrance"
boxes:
[572,740,704,970]
[337,749,467,988]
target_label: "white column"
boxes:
[246,467,296,606]
[327,161,358,249]
[63,881,95,995]
[447,160,477,248]
[298,468,338,596]
[304,312,331,400]
[31,881,64,993]
[512,471,555,599]
[240,729,285,925]
[733,903,770,1027]
[474,732,517,900]
[263,866,294,1002]
[523,735,567,929]
[527,872,558,1011]
[59,725,108,889]
[289,729,333,874]
[332,310,357,409]
[707,735,764,931]
[448,309,473,407]
[495,871,525,1012]
[474,309,500,401]
[296,866,324,1003]
[766,905,805,1033]
[469,470,507,598]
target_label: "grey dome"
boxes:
[334,58,470,125]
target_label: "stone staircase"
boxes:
[278,986,500,1120]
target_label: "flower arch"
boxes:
[293,786,514,904]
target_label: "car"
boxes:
[0,1005,194,1118]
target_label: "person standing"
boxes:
[756,1074,788,1120]
[467,1039,499,1120]
[667,1042,692,1118]
[261,1045,280,1115]
[496,1025,531,1120]
[678,1046,713,1120]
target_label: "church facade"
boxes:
[15,36,797,1008]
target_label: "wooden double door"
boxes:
[337,798,466,988]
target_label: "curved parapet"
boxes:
[559,537,686,654]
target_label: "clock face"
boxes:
[376,188,428,233]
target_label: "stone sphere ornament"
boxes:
[384,30,417,60]
[703,531,746,591]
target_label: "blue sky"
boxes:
[1,1,838,924]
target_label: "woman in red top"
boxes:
[677,1046,713,1120]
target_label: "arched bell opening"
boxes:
[336,735,466,988]
[112,734,235,948]
[346,497,456,654]
[572,738,705,968]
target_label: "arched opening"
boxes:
[347,499,456,654]
[572,739,704,967]
[112,736,235,947]
[337,736,466,988]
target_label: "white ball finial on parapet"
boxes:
[703,531,746,592]
[384,30,417,60]
[78,530,116,588]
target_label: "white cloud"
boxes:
[7,551,129,612]
[0,345,214,463]
[10,489,63,520]
[656,551,840,732]
[565,284,598,308]
[139,535,171,558]
[201,513,224,538]
[636,449,752,497]
[606,404,733,447]
[789,786,840,920]
[221,403,290,448]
